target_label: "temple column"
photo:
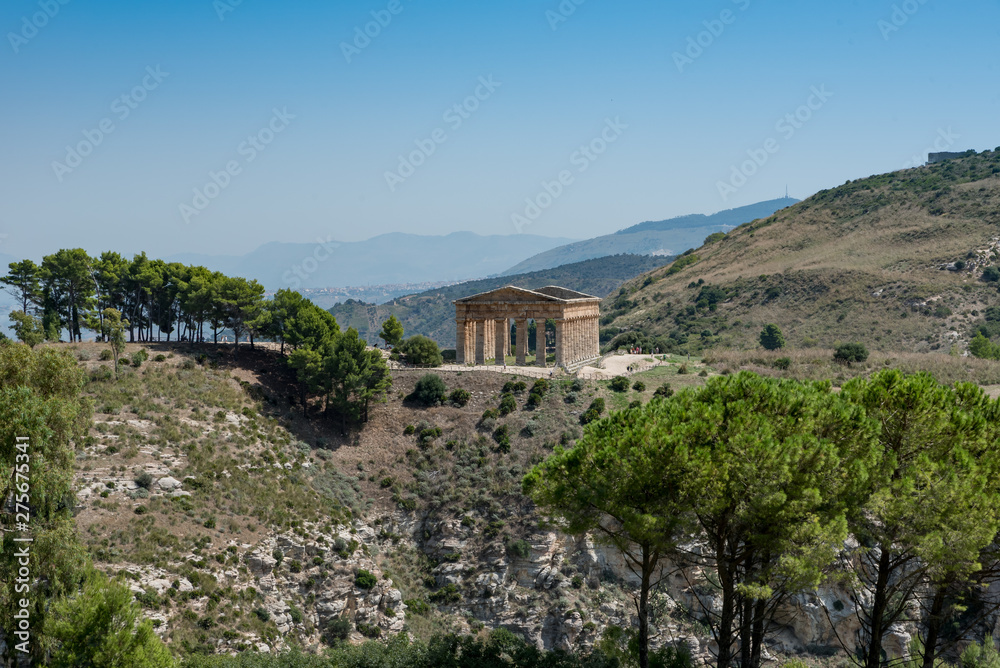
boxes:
[515,319,528,366]
[555,320,566,368]
[535,319,546,367]
[494,319,506,366]
[569,319,577,363]
[456,319,467,364]
[475,320,486,365]
[504,319,511,357]
[590,316,601,357]
[484,320,493,363]
[468,321,477,364]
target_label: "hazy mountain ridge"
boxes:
[166,232,576,291]
[502,198,798,276]
[329,254,670,346]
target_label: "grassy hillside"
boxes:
[330,254,669,347]
[601,150,1000,355]
[502,198,797,275]
[64,340,718,661]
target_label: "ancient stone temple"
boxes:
[453,286,601,370]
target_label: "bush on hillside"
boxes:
[499,393,517,416]
[449,388,471,407]
[654,382,674,398]
[397,335,443,367]
[610,376,630,392]
[759,324,786,351]
[493,424,511,453]
[354,569,377,590]
[411,374,447,406]
[834,343,869,365]
[580,398,605,425]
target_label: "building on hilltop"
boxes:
[928,151,974,164]
[453,286,601,370]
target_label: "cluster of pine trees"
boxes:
[2,251,394,435]
[2,249,272,346]
[526,370,1000,668]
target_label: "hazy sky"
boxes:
[1,0,998,259]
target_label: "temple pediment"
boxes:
[454,285,599,305]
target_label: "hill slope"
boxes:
[502,198,798,275]
[600,151,1000,354]
[167,232,576,291]
[330,254,670,347]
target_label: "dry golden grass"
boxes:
[605,151,1000,355]
[703,347,1000,387]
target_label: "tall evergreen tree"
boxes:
[840,371,1000,668]
[41,249,94,342]
[1,259,42,313]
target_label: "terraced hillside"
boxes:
[600,149,1000,355]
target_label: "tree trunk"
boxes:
[717,537,736,668]
[921,584,948,668]
[865,545,894,668]
[750,597,767,668]
[638,544,653,668]
[740,594,753,668]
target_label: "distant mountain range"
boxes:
[166,232,576,291]
[502,198,799,275]
[329,254,669,347]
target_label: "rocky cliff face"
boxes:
[162,511,932,664]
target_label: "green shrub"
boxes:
[759,324,786,350]
[403,424,415,435]
[531,379,549,395]
[323,616,352,645]
[526,390,544,408]
[153,353,167,362]
[629,400,642,409]
[404,598,430,615]
[412,374,447,406]
[134,471,154,490]
[397,335,443,367]
[355,569,377,589]
[288,606,303,624]
[580,398,605,425]
[289,560,302,574]
[429,583,461,604]
[774,357,791,371]
[503,380,527,394]
[654,382,674,398]
[983,266,1000,283]
[498,393,517,416]
[632,380,646,392]
[505,538,531,559]
[610,376,629,392]
[493,424,511,453]
[834,342,869,365]
[254,608,269,622]
[449,388,471,407]
[99,349,113,361]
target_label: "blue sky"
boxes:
[1,0,998,259]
